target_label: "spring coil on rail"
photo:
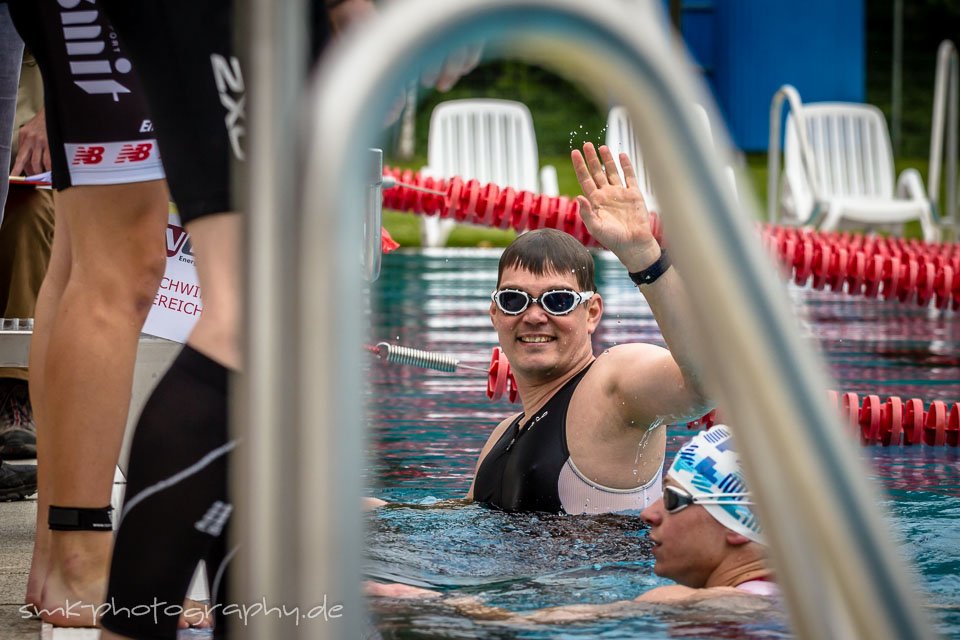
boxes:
[373,342,460,373]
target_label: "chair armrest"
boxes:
[896,168,928,203]
[539,165,559,196]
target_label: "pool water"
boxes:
[366,249,960,639]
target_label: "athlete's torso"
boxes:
[473,362,662,514]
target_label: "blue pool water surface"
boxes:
[367,249,960,639]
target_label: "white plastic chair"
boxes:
[605,105,657,209]
[770,85,939,242]
[605,103,736,210]
[420,99,558,247]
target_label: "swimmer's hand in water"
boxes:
[364,581,441,600]
[572,142,661,272]
[363,497,473,511]
[363,497,388,511]
[636,584,772,605]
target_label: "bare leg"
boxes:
[99,211,239,640]
[25,200,71,607]
[37,182,168,627]
[24,197,69,611]
[182,212,240,369]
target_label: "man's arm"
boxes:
[572,143,711,425]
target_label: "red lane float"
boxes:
[682,391,959,448]
[479,346,958,448]
[382,166,606,248]
[760,225,960,310]
[370,342,957,448]
[384,166,960,309]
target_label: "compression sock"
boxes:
[101,345,235,640]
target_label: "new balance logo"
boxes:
[210,54,246,161]
[195,501,232,537]
[115,143,153,163]
[72,146,105,165]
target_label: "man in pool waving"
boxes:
[466,142,711,514]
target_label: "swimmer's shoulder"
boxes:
[478,413,521,459]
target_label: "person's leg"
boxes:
[6,0,169,623]
[0,187,55,460]
[38,181,168,627]
[0,4,24,213]
[0,189,55,318]
[23,197,67,610]
[100,338,233,640]
[99,211,239,640]
[182,213,241,369]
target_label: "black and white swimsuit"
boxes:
[474,362,662,514]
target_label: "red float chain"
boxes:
[683,391,959,448]
[383,167,960,308]
[483,348,957,448]
[382,166,605,248]
[759,225,960,310]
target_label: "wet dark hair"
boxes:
[497,229,596,291]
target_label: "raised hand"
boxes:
[571,142,661,271]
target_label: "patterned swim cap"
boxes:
[667,425,764,544]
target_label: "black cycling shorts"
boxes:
[100,0,333,224]
[7,0,164,190]
[100,0,236,223]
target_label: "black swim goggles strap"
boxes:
[662,485,752,514]
[48,505,114,531]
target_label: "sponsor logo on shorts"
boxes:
[65,141,164,184]
[210,54,246,161]
[72,146,106,165]
[115,143,155,163]
[69,141,160,167]
[58,0,134,101]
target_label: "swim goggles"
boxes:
[491,289,594,316]
[662,485,753,514]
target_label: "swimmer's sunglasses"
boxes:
[663,485,753,514]
[492,289,594,316]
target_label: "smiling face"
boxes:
[490,264,602,383]
[640,478,730,588]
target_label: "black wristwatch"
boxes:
[628,249,671,286]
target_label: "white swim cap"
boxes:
[667,425,764,544]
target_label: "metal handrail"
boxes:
[767,84,819,224]
[364,148,384,282]
[243,1,937,638]
[929,40,958,231]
